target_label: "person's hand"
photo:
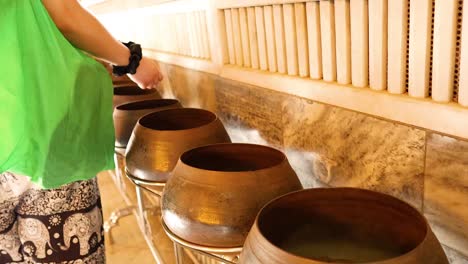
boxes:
[128,57,164,89]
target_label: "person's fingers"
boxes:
[158,73,164,81]
[152,79,161,88]
[137,82,146,90]
[150,75,160,87]
[145,78,158,89]
[139,78,154,89]
[152,72,161,85]
[144,82,153,89]
[128,57,163,89]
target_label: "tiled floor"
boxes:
[98,172,155,264]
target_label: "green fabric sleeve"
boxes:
[0,0,115,188]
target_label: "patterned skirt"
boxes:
[0,172,105,263]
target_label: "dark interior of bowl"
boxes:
[114,86,157,95]
[257,188,427,263]
[181,144,285,171]
[116,99,179,111]
[140,108,216,131]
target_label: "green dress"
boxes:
[0,0,115,188]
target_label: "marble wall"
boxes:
[155,63,468,263]
[425,134,468,258]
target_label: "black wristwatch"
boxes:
[112,42,142,76]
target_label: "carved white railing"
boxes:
[220,0,466,104]
[96,0,222,74]
[100,10,210,58]
[89,0,468,139]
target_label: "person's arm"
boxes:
[41,0,162,89]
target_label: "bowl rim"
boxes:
[178,143,288,173]
[136,108,222,133]
[113,86,158,95]
[248,187,432,264]
[114,98,180,111]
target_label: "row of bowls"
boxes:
[112,86,448,264]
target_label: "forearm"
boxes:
[42,0,129,66]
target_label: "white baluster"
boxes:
[320,0,337,82]
[264,6,278,72]
[408,0,432,98]
[283,4,298,76]
[334,0,351,84]
[432,0,458,102]
[369,0,388,90]
[350,0,369,87]
[306,1,323,79]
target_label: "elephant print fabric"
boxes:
[0,172,105,263]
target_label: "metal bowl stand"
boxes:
[125,170,242,264]
[104,150,165,263]
[161,220,241,264]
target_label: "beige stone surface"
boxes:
[215,77,287,148]
[425,133,468,257]
[281,96,426,209]
[154,63,468,261]
[157,63,218,112]
[443,245,468,264]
